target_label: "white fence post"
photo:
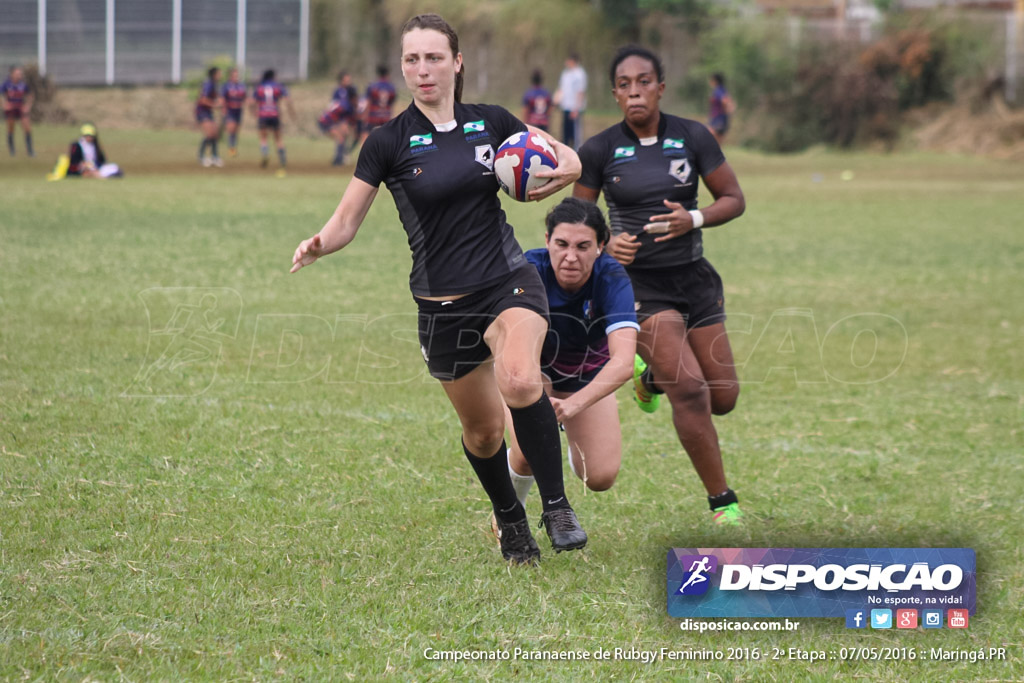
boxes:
[37,0,47,76]
[1009,9,1022,104]
[172,0,182,84]
[106,0,115,85]
[299,0,309,80]
[237,0,247,70]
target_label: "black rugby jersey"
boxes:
[578,113,725,270]
[354,101,528,297]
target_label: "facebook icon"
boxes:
[845,609,867,629]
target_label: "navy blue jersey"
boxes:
[331,84,357,118]
[526,249,638,378]
[196,79,218,117]
[1,79,30,107]
[354,102,528,297]
[579,113,725,269]
[221,81,247,110]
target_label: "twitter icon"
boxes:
[870,609,893,629]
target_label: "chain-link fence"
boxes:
[0,0,309,85]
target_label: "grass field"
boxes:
[2,125,1023,680]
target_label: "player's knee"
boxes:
[584,468,618,492]
[499,367,544,408]
[462,421,506,455]
[666,378,711,414]
[711,384,740,416]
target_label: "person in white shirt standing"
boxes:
[556,53,587,150]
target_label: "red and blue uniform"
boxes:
[522,86,552,130]
[331,84,357,121]
[253,81,287,128]
[318,100,349,132]
[709,85,730,134]
[364,79,396,128]
[2,79,30,119]
[195,79,218,122]
[221,81,247,122]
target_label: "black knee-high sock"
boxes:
[198,139,208,158]
[7,133,13,154]
[210,137,219,157]
[25,132,33,155]
[463,440,523,522]
[508,393,568,512]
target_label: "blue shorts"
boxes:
[544,363,602,394]
[225,108,243,124]
[195,109,214,123]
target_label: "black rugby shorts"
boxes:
[628,257,726,328]
[415,266,549,381]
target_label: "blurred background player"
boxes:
[2,66,34,157]
[221,67,247,157]
[331,70,358,118]
[708,73,735,144]
[251,69,296,173]
[503,197,638,512]
[317,98,352,166]
[358,64,396,146]
[522,69,553,133]
[556,53,587,150]
[196,66,222,167]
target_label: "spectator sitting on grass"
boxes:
[48,123,123,180]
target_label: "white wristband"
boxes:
[688,209,705,229]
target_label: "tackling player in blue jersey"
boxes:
[502,197,638,511]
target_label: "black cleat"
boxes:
[496,515,540,566]
[539,507,587,552]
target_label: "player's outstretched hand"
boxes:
[549,395,583,424]
[606,233,640,266]
[291,234,324,273]
[528,140,582,201]
[644,199,695,243]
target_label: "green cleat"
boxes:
[712,502,744,526]
[633,355,660,413]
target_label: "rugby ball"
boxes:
[494,131,557,201]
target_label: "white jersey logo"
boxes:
[475,144,494,171]
[669,158,693,184]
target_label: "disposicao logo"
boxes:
[675,555,718,596]
[667,548,976,618]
